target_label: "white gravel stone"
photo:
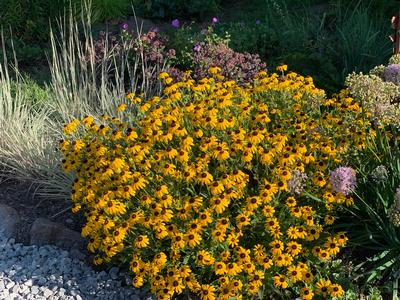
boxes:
[0,231,154,300]
[31,286,39,294]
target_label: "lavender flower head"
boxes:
[395,187,400,203]
[371,165,389,183]
[384,64,400,84]
[121,23,129,30]
[171,19,180,28]
[256,19,261,25]
[212,17,219,23]
[329,167,357,195]
[193,43,202,52]
[288,170,308,195]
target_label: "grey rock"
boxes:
[37,276,47,285]
[97,271,108,280]
[109,267,119,280]
[38,247,48,256]
[60,250,69,258]
[85,277,98,289]
[29,218,86,251]
[0,205,19,239]
[69,248,86,261]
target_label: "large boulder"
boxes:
[29,218,86,252]
[0,204,21,238]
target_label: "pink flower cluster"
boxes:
[329,167,357,195]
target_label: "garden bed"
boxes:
[0,180,86,250]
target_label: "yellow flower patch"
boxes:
[61,67,374,299]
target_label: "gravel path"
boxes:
[0,233,154,300]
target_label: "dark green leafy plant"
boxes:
[73,0,133,23]
[328,1,392,83]
[336,126,400,287]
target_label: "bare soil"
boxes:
[0,179,86,246]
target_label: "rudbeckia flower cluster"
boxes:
[60,66,373,299]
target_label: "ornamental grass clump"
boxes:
[61,66,374,299]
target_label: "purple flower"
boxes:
[256,19,261,25]
[193,43,202,52]
[122,23,129,30]
[329,167,357,195]
[384,64,400,84]
[171,19,180,28]
[212,17,219,23]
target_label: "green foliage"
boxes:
[0,0,66,42]
[166,24,230,69]
[9,76,49,104]
[0,0,67,67]
[0,0,133,70]
[165,24,198,69]
[132,0,220,19]
[345,286,384,300]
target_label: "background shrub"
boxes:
[132,0,221,19]
[215,0,392,93]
